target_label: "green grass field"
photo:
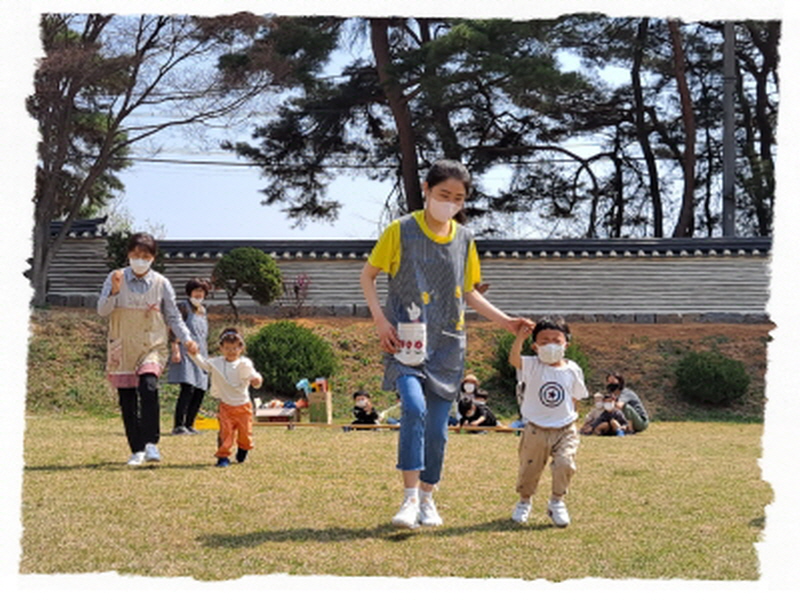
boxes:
[21,415,769,581]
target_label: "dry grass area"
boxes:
[21,413,769,581]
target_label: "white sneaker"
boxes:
[419,498,443,527]
[512,501,532,523]
[391,497,420,529]
[144,443,161,462]
[126,451,145,466]
[547,499,570,527]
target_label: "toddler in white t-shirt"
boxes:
[508,317,587,528]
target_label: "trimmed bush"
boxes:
[675,350,750,406]
[491,331,591,396]
[246,321,338,397]
[212,247,283,320]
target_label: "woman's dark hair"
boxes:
[425,159,473,197]
[185,278,211,297]
[531,315,571,343]
[126,232,158,256]
[606,372,626,390]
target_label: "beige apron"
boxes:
[106,274,168,388]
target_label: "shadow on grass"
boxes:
[24,462,215,472]
[198,518,549,548]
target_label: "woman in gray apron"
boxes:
[361,159,532,529]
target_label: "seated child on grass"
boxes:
[457,394,498,432]
[351,390,380,428]
[188,328,263,467]
[585,395,629,436]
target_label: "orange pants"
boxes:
[216,402,254,458]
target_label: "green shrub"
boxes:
[246,321,338,397]
[491,331,591,396]
[675,350,750,406]
[212,247,283,320]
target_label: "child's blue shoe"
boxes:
[216,457,231,467]
[616,429,625,437]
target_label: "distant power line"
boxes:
[126,154,678,168]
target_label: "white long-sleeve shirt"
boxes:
[189,353,260,406]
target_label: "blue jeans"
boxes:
[395,375,453,485]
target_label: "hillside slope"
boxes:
[27,309,772,422]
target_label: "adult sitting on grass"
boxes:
[98,232,198,467]
[606,372,649,433]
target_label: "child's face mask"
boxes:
[463,382,476,394]
[189,296,204,308]
[603,402,615,411]
[537,343,565,364]
[355,398,368,409]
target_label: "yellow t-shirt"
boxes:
[368,210,481,292]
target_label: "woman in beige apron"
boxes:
[98,233,197,466]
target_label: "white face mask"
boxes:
[463,382,476,394]
[129,258,153,275]
[355,399,367,409]
[537,343,565,364]
[426,197,461,223]
[189,297,204,308]
[603,402,615,411]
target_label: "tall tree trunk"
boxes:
[668,20,696,238]
[370,18,422,212]
[631,18,664,237]
[418,19,461,161]
[745,21,778,235]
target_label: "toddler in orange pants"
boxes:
[188,327,263,467]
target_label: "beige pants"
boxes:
[516,421,580,499]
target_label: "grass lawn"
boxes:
[20,414,769,582]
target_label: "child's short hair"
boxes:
[219,327,244,346]
[531,316,571,342]
[353,390,370,400]
[457,397,473,415]
[127,232,158,256]
[185,278,211,297]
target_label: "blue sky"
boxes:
[3,0,800,595]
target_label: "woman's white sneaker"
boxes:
[419,498,443,527]
[126,452,145,466]
[391,497,420,529]
[144,443,161,462]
